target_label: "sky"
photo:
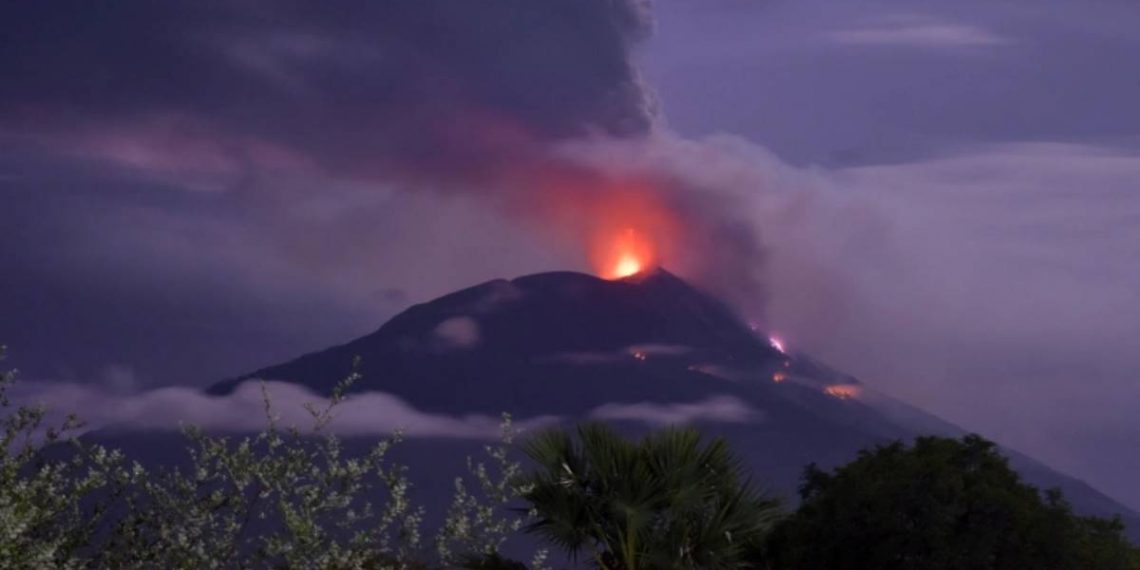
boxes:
[2,0,1139,510]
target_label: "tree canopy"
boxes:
[520,423,783,570]
[766,434,1140,570]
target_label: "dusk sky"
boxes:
[3,0,1139,513]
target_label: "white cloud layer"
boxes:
[825,15,1012,49]
[433,316,481,350]
[12,381,764,437]
[588,395,762,426]
[12,381,555,439]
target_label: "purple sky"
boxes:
[2,0,1139,511]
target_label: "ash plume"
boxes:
[2,0,773,318]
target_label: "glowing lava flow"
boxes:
[595,227,656,279]
[613,255,643,279]
[769,336,787,354]
[824,384,862,400]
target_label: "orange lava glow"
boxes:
[517,171,678,280]
[575,180,678,280]
[599,227,656,279]
[613,255,643,278]
[769,336,787,354]
[772,371,787,383]
[823,384,862,400]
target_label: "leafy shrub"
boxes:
[766,434,1140,570]
[1,350,542,569]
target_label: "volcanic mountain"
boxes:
[206,268,1140,536]
[209,269,779,416]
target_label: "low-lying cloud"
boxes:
[12,380,553,438]
[589,395,762,426]
[12,381,765,437]
[825,15,1012,49]
[433,317,481,350]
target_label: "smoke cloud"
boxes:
[1,0,778,322]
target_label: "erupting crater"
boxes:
[594,227,657,280]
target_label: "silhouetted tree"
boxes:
[459,551,529,570]
[520,423,783,569]
[766,434,1140,570]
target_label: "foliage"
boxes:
[93,366,435,569]
[0,350,540,569]
[436,417,548,569]
[459,551,530,570]
[519,423,783,570]
[766,434,1140,570]
[0,346,128,569]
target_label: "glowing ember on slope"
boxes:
[772,371,787,383]
[769,336,787,354]
[824,384,861,400]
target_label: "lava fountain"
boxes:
[521,170,680,281]
[597,227,656,279]
[581,182,679,280]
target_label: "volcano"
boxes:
[209,268,778,416]
[205,268,1140,536]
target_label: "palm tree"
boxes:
[519,423,783,570]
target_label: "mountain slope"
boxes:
[207,268,1140,538]
[209,269,779,415]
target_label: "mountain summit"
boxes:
[207,269,1140,536]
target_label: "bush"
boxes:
[766,434,1140,570]
[0,349,542,569]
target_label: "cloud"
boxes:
[553,133,1140,510]
[1,0,655,183]
[12,380,558,438]
[825,15,1012,49]
[626,344,694,356]
[0,0,776,330]
[0,0,660,387]
[433,317,481,350]
[11,381,766,437]
[756,142,1140,511]
[588,395,762,426]
[35,115,316,193]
